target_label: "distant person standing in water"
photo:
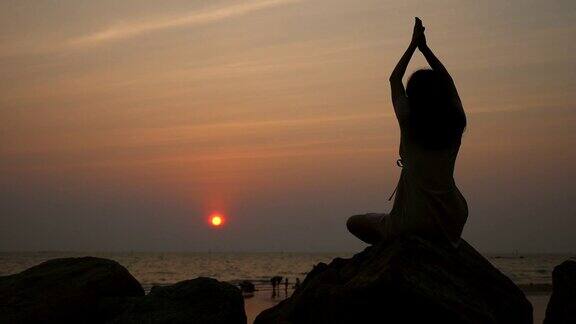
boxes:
[347,18,468,247]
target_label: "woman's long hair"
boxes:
[406,69,466,150]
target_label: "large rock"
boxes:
[255,236,532,324]
[544,260,576,324]
[0,257,144,323]
[111,277,247,324]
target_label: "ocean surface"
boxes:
[1,251,573,292]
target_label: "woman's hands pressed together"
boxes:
[411,17,426,49]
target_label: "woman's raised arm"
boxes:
[418,26,461,102]
[389,18,424,120]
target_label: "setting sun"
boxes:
[210,213,224,227]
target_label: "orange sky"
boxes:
[1,0,575,252]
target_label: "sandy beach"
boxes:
[244,291,282,324]
[527,295,550,324]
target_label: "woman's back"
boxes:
[404,130,460,191]
[393,128,468,246]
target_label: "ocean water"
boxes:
[0,251,572,292]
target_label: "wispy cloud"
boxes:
[67,0,302,48]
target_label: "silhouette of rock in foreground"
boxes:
[0,257,144,323]
[0,258,246,324]
[544,260,576,324]
[110,277,247,324]
[255,236,532,324]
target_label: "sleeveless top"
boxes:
[389,96,468,247]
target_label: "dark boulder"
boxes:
[0,257,144,323]
[255,236,532,324]
[239,280,256,293]
[111,277,247,324]
[544,260,576,324]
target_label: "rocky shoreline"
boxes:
[1,238,574,323]
[0,257,246,324]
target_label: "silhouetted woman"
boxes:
[347,18,468,247]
